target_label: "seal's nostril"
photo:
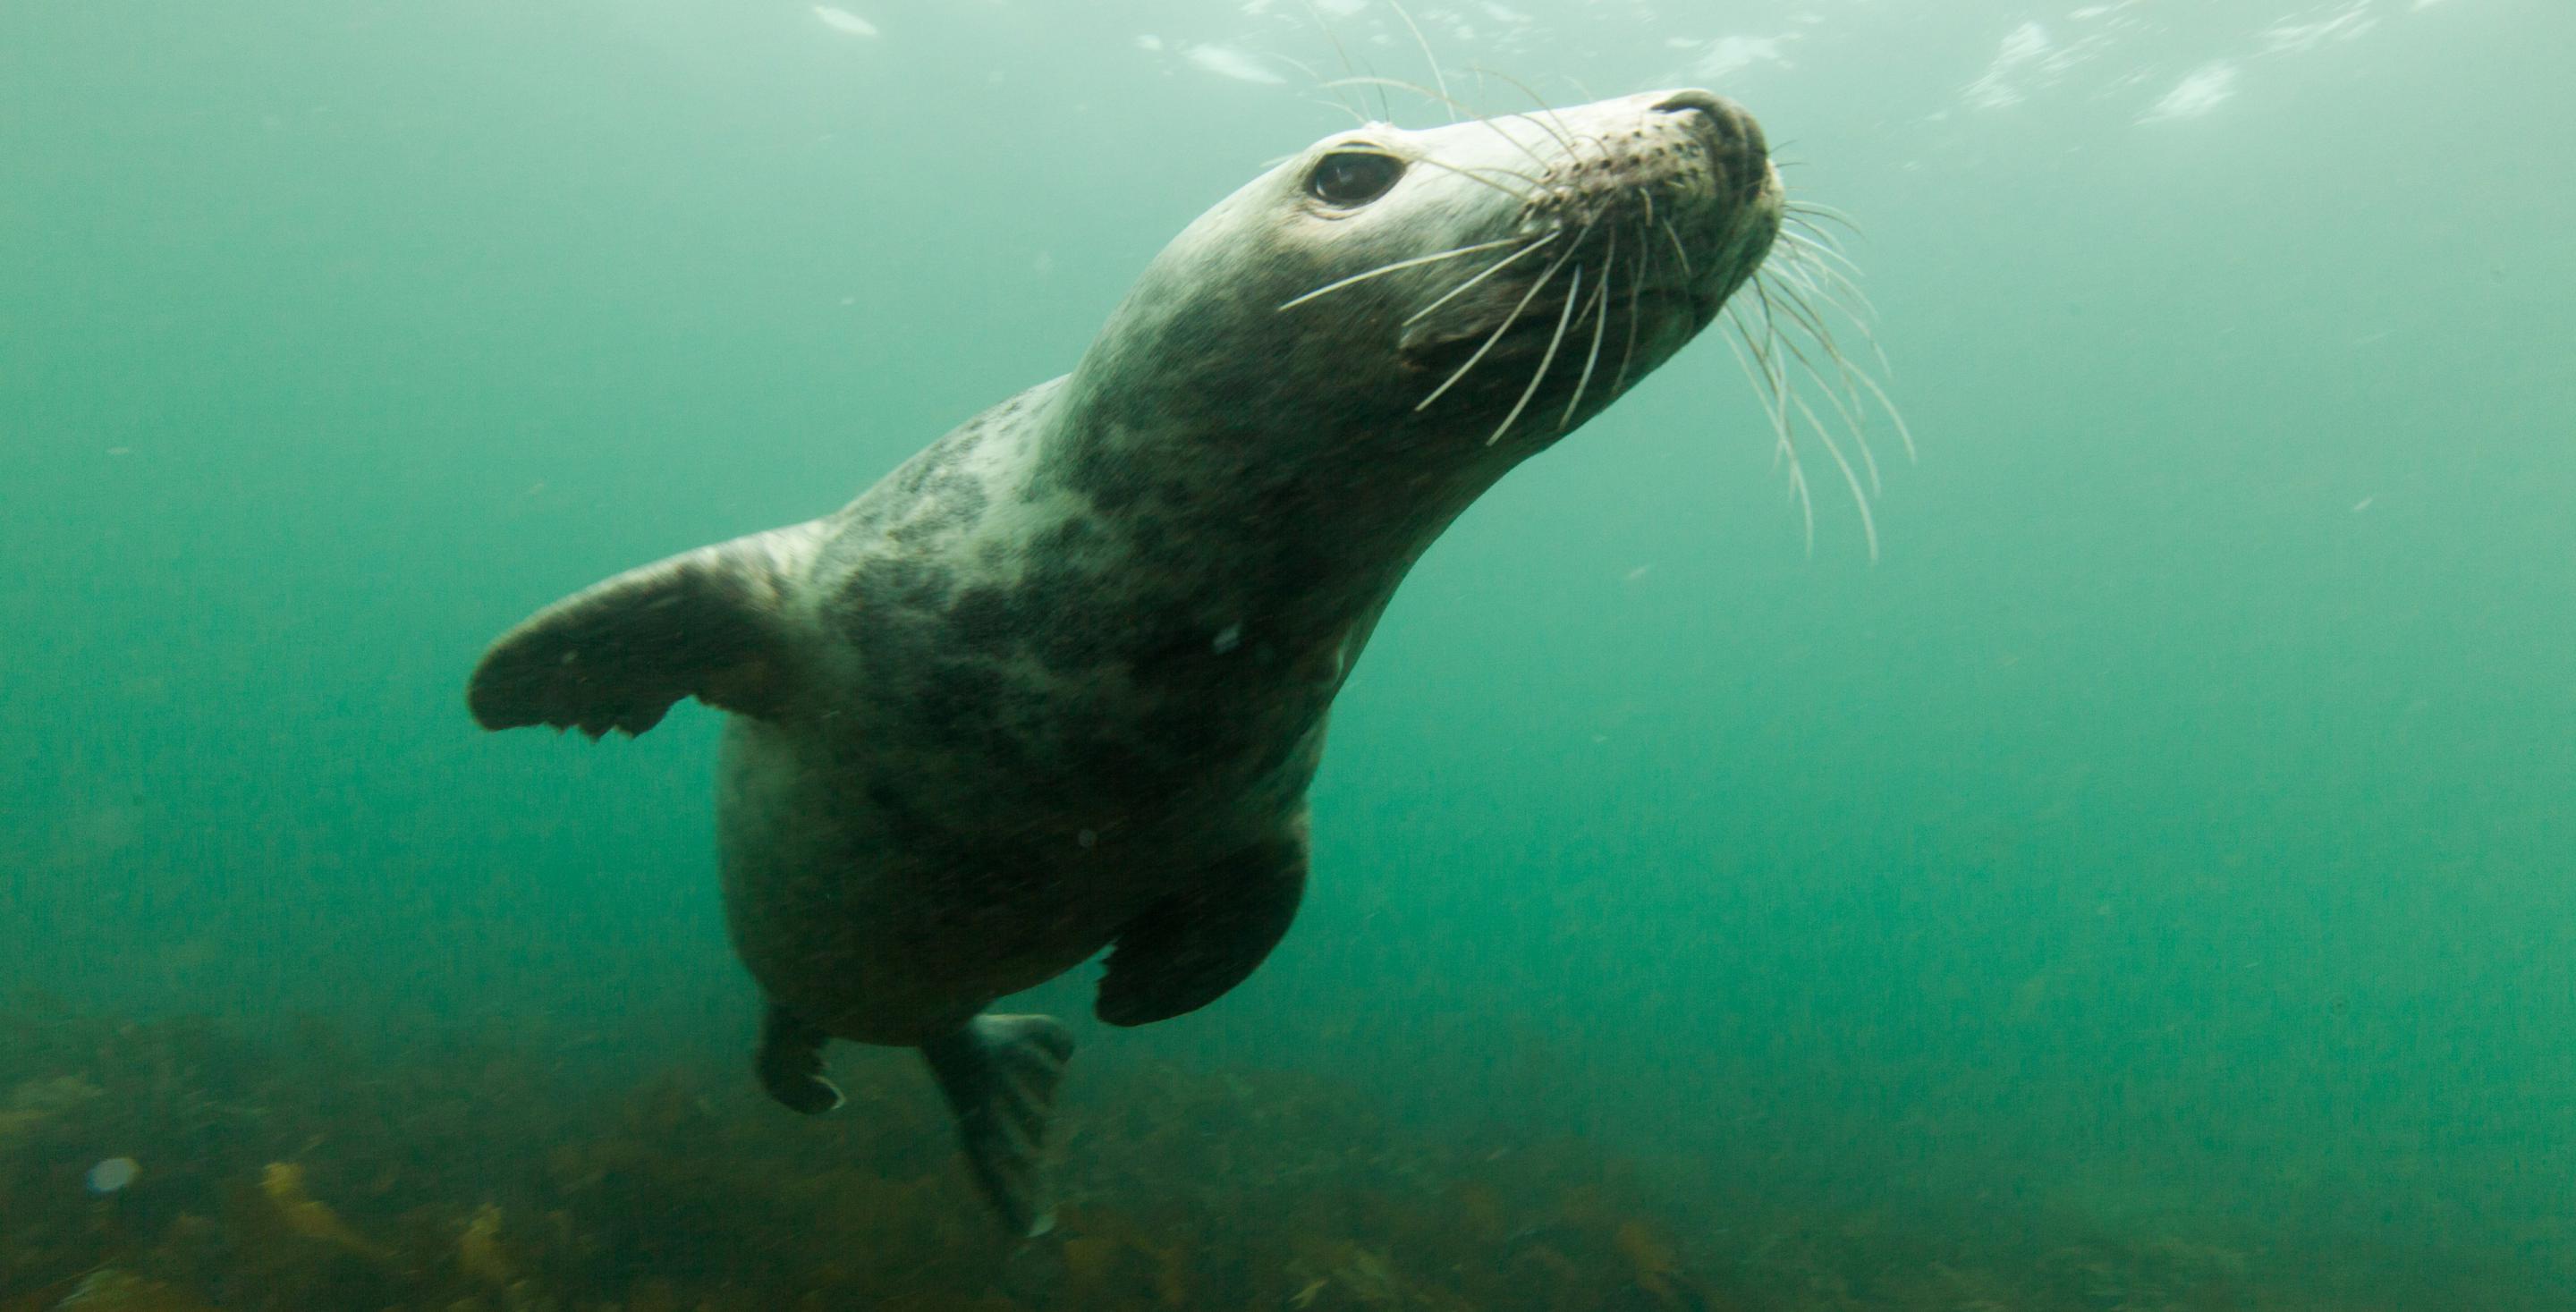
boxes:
[1651,89,1725,118]
[1650,89,1767,163]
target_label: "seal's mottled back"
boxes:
[470,89,1786,1234]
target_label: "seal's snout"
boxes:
[1508,88,1775,236]
[1651,90,1770,203]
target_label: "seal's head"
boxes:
[1069,90,1782,478]
[1047,89,1797,578]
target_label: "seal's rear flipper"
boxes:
[1095,830,1306,1026]
[754,1003,844,1114]
[920,1014,1074,1238]
[467,522,826,737]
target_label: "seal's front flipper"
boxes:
[919,1014,1074,1238]
[1096,830,1307,1027]
[754,1003,843,1114]
[468,522,826,738]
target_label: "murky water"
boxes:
[4,2,2568,1307]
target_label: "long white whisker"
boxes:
[1385,0,1453,123]
[1848,363,1919,463]
[1774,241,1877,326]
[1398,153,1543,204]
[1788,200,1863,230]
[1487,264,1584,444]
[1297,4,1377,123]
[1464,64,1578,152]
[1774,225,1912,470]
[1784,215,1849,253]
[1277,235,1530,311]
[1659,218,1694,279]
[1790,390,1879,562]
[1757,272,1859,387]
[1776,228,1868,283]
[1767,257,1897,386]
[1771,253,1884,343]
[1299,95,1371,128]
[1610,224,1649,395]
[1720,310,1789,452]
[1728,310,1815,554]
[1560,227,1614,427]
[1326,76,1553,172]
[1758,274,1871,421]
[1416,238,1578,412]
[1402,230,1559,327]
[1723,306,1796,469]
[1758,279,1881,495]
[1760,270,1850,357]
[1785,459,1815,554]
[1279,55,1369,126]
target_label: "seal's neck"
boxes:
[1031,360,1532,669]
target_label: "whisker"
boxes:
[1788,199,1858,219]
[1775,228,1868,285]
[1787,203,1865,238]
[1609,224,1649,396]
[1279,55,1370,126]
[1847,362,1919,463]
[1487,264,1584,445]
[1417,235,1580,413]
[1298,95,1370,127]
[1773,269,1886,377]
[1560,226,1614,427]
[1325,76,1555,173]
[1783,215,1850,253]
[1394,152,1543,204]
[1298,4,1387,123]
[1757,278,1882,495]
[1277,235,1532,311]
[1770,253,1880,335]
[1758,274,1854,376]
[1724,317,1814,555]
[1789,389,1879,562]
[1385,0,1453,123]
[1402,229,1559,327]
[1723,303,1797,467]
[1785,461,1816,554]
[1773,271,1897,427]
[1813,368,1883,495]
[1758,270,1865,384]
[1767,255,1897,386]
[1464,64,1578,153]
[1658,218,1694,279]
[1719,309,1787,448]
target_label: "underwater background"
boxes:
[4,1,2570,1308]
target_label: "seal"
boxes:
[468,88,1784,1234]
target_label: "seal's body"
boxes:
[470,89,1784,1233]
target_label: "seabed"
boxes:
[0,1000,2540,1312]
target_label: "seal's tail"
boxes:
[920,1013,1075,1238]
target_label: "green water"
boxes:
[4,1,2569,1307]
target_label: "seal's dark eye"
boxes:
[1307,151,1405,207]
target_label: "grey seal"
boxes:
[468,88,1784,1234]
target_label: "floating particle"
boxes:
[86,1156,140,1193]
[811,5,877,38]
